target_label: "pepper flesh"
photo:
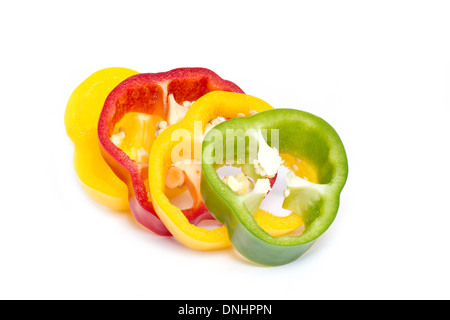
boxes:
[64,67,139,211]
[98,68,244,236]
[201,108,348,266]
[148,91,309,250]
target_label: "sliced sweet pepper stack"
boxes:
[148,91,310,251]
[64,67,139,211]
[201,108,348,266]
[97,68,244,236]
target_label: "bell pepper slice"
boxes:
[64,67,139,211]
[98,68,244,236]
[148,91,309,251]
[201,108,348,265]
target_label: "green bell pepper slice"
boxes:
[201,108,348,266]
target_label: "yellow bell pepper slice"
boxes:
[65,67,138,211]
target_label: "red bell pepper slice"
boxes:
[97,68,244,235]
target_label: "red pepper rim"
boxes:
[98,67,244,235]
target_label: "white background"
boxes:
[1,0,449,300]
